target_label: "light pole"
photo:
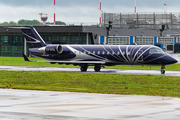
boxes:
[98,8,103,27]
[99,0,102,27]
[54,0,56,25]
[134,0,136,13]
[164,3,167,14]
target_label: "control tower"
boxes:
[31,12,48,24]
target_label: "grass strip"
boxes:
[0,71,180,98]
[0,56,180,71]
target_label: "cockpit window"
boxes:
[150,49,164,54]
[158,49,165,53]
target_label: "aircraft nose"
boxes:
[172,57,178,64]
[166,56,178,64]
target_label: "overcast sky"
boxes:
[0,0,180,24]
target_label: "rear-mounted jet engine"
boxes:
[38,45,63,54]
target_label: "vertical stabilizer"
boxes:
[21,26,46,48]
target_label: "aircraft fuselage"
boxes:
[29,45,177,66]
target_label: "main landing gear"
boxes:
[94,65,101,72]
[80,64,88,72]
[161,65,165,74]
[80,64,102,72]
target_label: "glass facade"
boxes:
[0,33,93,56]
[42,34,93,45]
[158,37,174,45]
[0,35,24,56]
[135,36,154,45]
[108,36,130,45]
[42,35,93,44]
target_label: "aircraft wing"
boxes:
[22,52,106,64]
[37,60,105,64]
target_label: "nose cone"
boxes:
[164,55,178,65]
[170,57,178,64]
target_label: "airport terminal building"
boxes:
[1,12,180,56]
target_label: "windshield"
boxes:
[149,49,165,54]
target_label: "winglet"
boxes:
[22,52,30,61]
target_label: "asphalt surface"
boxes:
[1,66,180,76]
[0,89,180,120]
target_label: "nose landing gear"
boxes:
[161,66,165,74]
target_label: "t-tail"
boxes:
[21,26,46,48]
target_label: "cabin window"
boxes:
[93,51,95,55]
[112,51,115,55]
[117,51,120,55]
[88,51,91,54]
[97,51,100,55]
[107,51,110,55]
[102,51,105,55]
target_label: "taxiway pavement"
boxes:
[0,66,180,76]
[0,89,180,120]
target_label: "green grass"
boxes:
[0,71,180,97]
[0,56,180,97]
[0,56,179,71]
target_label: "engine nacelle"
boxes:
[38,45,63,54]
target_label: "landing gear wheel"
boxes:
[161,70,165,74]
[161,66,165,74]
[80,64,88,72]
[94,65,101,72]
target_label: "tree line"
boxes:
[0,19,66,26]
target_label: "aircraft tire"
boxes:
[94,65,101,72]
[80,65,88,72]
[161,70,165,74]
